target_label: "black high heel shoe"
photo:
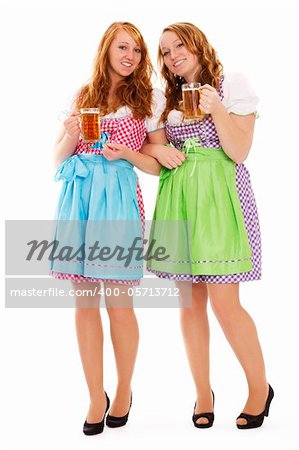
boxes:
[83,391,110,436]
[106,392,132,428]
[236,384,274,429]
[192,390,215,429]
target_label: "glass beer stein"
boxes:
[182,82,205,121]
[80,108,101,142]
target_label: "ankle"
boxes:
[90,390,106,404]
[115,384,132,395]
[248,382,269,395]
[196,386,212,397]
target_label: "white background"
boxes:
[1,0,299,448]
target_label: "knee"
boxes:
[75,307,99,320]
[180,293,208,322]
[107,308,135,325]
[209,297,240,324]
[178,283,208,310]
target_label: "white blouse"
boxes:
[167,72,259,125]
[103,88,166,133]
[222,72,259,116]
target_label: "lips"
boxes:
[173,59,186,68]
[121,61,133,68]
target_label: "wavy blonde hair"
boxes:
[75,22,154,119]
[158,23,223,122]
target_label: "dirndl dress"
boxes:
[147,75,262,283]
[51,113,148,285]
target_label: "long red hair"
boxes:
[158,23,223,122]
[75,22,154,119]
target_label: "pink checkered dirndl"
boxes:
[52,113,146,285]
[149,76,262,283]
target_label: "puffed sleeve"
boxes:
[222,73,259,116]
[145,88,166,133]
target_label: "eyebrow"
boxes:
[118,41,140,47]
[161,38,181,50]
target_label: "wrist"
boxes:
[65,132,80,143]
[151,146,160,158]
[142,143,158,158]
[153,144,166,159]
[123,147,133,161]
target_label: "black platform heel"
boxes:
[83,392,110,436]
[106,392,132,428]
[236,384,274,429]
[192,390,215,429]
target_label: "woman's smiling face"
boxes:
[108,29,142,81]
[160,30,199,82]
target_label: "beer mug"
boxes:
[80,108,101,142]
[182,82,205,121]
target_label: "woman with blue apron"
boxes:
[52,22,166,435]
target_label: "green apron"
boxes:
[147,138,252,276]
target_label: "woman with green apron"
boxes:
[145,22,274,430]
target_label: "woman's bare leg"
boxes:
[207,283,268,426]
[105,282,139,416]
[177,281,213,424]
[74,281,107,423]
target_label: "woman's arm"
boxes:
[141,129,187,169]
[200,84,255,164]
[53,113,81,167]
[211,104,255,164]
[123,145,162,175]
[102,129,167,176]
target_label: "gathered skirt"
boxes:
[147,143,261,281]
[51,153,143,282]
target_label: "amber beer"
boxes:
[80,108,100,142]
[182,83,204,120]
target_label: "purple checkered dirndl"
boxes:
[149,76,261,283]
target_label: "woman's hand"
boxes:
[102,142,131,160]
[63,112,81,139]
[153,145,186,169]
[54,112,81,166]
[199,84,223,115]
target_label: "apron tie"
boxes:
[55,133,110,181]
[90,132,110,150]
[54,155,89,182]
[160,137,201,182]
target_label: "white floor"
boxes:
[3,305,298,450]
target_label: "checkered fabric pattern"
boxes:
[166,76,224,149]
[74,114,147,156]
[150,77,262,283]
[53,114,146,285]
[52,272,141,286]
